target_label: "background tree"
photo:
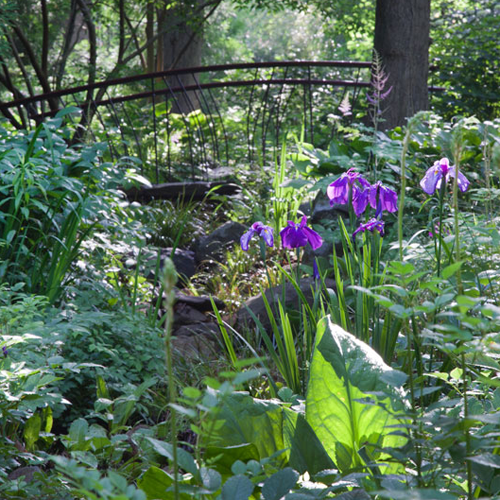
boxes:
[0,0,221,124]
[373,0,431,129]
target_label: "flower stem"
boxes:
[462,352,473,500]
[436,181,446,277]
[161,259,179,500]
[398,125,411,261]
[452,148,463,294]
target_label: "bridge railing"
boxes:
[0,61,443,183]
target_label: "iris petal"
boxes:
[240,229,255,251]
[261,227,274,247]
[353,218,385,238]
[352,186,369,216]
[380,185,398,212]
[280,216,323,250]
[420,158,470,195]
[303,226,323,250]
[449,167,470,193]
[241,222,274,251]
[420,165,443,194]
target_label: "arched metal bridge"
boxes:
[0,61,444,183]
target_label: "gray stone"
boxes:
[8,466,42,483]
[167,248,197,282]
[311,197,348,224]
[302,239,344,268]
[194,221,246,263]
[174,303,207,326]
[124,246,197,284]
[172,322,221,359]
[236,277,336,333]
[175,293,225,312]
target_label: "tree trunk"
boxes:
[158,1,203,114]
[373,0,431,129]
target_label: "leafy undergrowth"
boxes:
[2,113,500,499]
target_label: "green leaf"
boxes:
[442,261,463,280]
[468,453,500,469]
[200,467,221,492]
[376,489,458,500]
[221,474,254,500]
[146,438,199,478]
[68,418,89,451]
[262,467,299,500]
[282,408,335,474]
[137,466,173,500]
[202,391,287,466]
[204,444,260,475]
[24,413,41,451]
[306,317,408,474]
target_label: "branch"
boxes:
[56,0,78,90]
[12,24,54,100]
[41,0,49,76]
[2,34,35,99]
[124,10,147,71]
[117,0,125,65]
[75,0,97,88]
[0,101,24,129]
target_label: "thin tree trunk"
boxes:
[56,0,79,90]
[118,0,125,64]
[373,0,431,129]
[41,0,49,77]
[146,2,155,73]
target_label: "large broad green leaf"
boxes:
[204,391,287,465]
[137,466,173,500]
[306,317,408,474]
[204,390,334,474]
[282,408,335,475]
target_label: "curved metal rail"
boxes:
[0,61,444,183]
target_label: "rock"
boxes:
[311,196,348,224]
[172,322,221,360]
[8,466,42,483]
[174,302,207,326]
[167,248,197,282]
[124,247,197,284]
[194,221,246,263]
[175,293,225,312]
[125,181,240,202]
[298,200,312,217]
[302,239,344,268]
[236,277,336,333]
[156,293,225,329]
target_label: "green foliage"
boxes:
[306,317,408,474]
[203,319,407,478]
[431,0,500,120]
[0,115,122,302]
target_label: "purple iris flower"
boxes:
[280,216,323,250]
[313,260,320,281]
[353,218,385,238]
[369,181,398,218]
[428,222,450,239]
[2,346,7,357]
[327,168,371,216]
[420,157,470,195]
[241,221,274,251]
